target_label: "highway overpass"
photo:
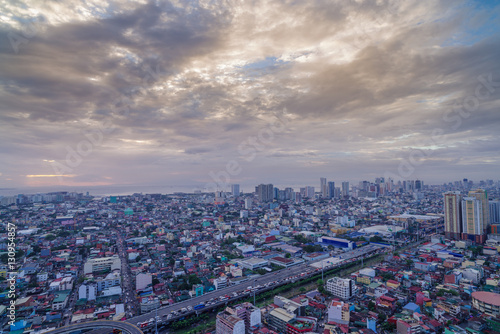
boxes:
[44,320,143,334]
[126,244,388,330]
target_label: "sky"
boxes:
[1,0,500,194]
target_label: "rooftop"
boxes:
[472,291,500,306]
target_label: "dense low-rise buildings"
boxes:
[1,178,499,333]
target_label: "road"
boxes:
[114,229,139,318]
[126,244,388,330]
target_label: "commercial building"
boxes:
[216,311,245,334]
[326,277,355,300]
[472,291,500,316]
[83,256,121,274]
[238,257,268,270]
[444,191,462,240]
[321,237,355,250]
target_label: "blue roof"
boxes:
[404,302,420,312]
[11,320,27,331]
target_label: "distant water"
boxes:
[0,185,203,197]
[0,183,310,197]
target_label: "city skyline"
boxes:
[1,1,500,190]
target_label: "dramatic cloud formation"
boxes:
[1,0,499,193]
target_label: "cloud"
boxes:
[0,0,499,190]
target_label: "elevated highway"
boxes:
[44,320,143,334]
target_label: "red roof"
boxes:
[472,291,500,306]
[271,256,293,264]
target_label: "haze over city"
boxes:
[1,0,500,192]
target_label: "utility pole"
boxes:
[253,279,256,305]
[155,299,158,334]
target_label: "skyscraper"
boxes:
[255,184,273,203]
[231,184,240,197]
[490,200,500,224]
[305,186,315,198]
[320,177,327,198]
[327,181,335,199]
[468,189,489,232]
[444,191,462,240]
[342,182,350,197]
[462,196,486,243]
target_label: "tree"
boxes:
[45,234,56,241]
[381,322,396,331]
[285,253,291,259]
[188,274,202,285]
[57,230,71,237]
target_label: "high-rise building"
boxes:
[284,187,294,200]
[326,277,355,299]
[294,192,302,203]
[490,200,500,224]
[462,196,486,243]
[244,198,252,209]
[255,184,273,203]
[305,186,315,198]
[216,311,245,334]
[444,191,462,240]
[341,182,350,197]
[320,177,327,198]
[231,184,240,197]
[215,191,226,204]
[225,303,261,333]
[469,189,489,231]
[327,181,335,199]
[273,187,279,200]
